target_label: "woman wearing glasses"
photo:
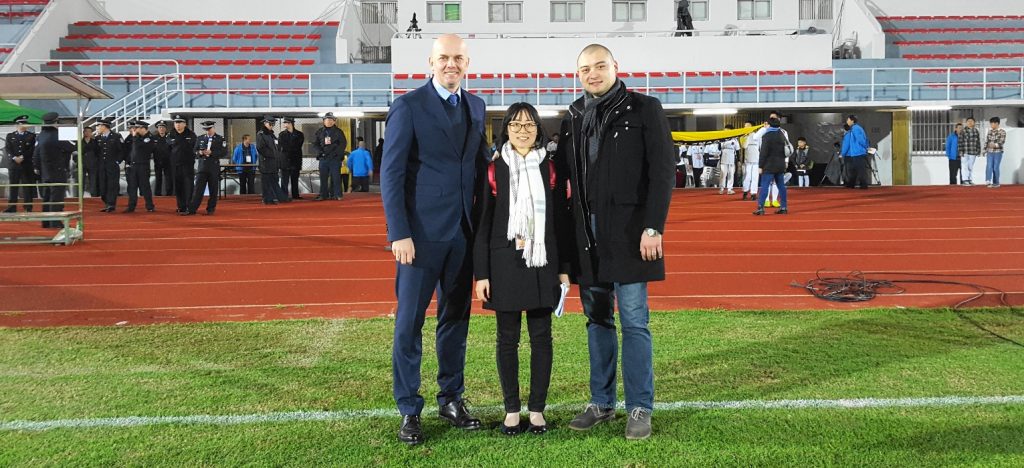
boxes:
[474,102,570,436]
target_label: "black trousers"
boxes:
[948,159,961,185]
[287,164,301,198]
[238,169,255,194]
[691,167,703,187]
[189,168,219,213]
[844,156,870,188]
[154,158,173,196]
[98,158,120,208]
[351,175,370,192]
[5,162,35,210]
[126,163,154,210]
[279,163,292,197]
[496,308,553,413]
[84,155,101,196]
[172,163,194,212]
[41,178,66,228]
[675,16,694,36]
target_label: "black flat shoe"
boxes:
[500,422,523,436]
[527,423,548,435]
[122,208,135,213]
[397,415,423,446]
[438,400,481,430]
[775,208,788,215]
[146,207,155,212]
[753,208,765,216]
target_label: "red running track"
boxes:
[1,186,1023,327]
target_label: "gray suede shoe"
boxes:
[567,404,615,431]
[625,407,652,440]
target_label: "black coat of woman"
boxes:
[474,152,569,311]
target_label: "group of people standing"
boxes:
[946,116,1007,187]
[2,113,75,228]
[381,35,674,445]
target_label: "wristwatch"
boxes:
[644,228,659,237]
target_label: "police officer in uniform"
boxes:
[187,120,226,216]
[313,112,346,201]
[4,115,37,212]
[168,115,196,213]
[93,118,123,212]
[255,116,289,205]
[123,120,157,213]
[278,117,305,199]
[153,120,174,196]
[32,112,74,228]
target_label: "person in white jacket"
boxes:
[718,132,740,195]
[742,121,761,200]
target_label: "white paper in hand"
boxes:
[553,283,570,318]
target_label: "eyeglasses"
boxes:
[508,122,538,132]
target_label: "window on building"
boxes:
[912,110,971,154]
[612,0,646,22]
[489,2,523,22]
[799,0,832,20]
[427,2,461,22]
[675,0,708,21]
[551,1,585,22]
[738,0,771,20]
[361,2,399,24]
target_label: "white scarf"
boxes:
[501,142,547,267]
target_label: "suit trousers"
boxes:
[172,163,194,212]
[392,230,473,416]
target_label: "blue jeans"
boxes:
[581,282,654,411]
[985,152,1003,184]
[756,172,788,208]
[319,158,342,198]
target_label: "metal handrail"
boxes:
[391,28,810,39]
[20,58,181,87]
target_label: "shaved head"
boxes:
[577,43,615,65]
[430,34,470,92]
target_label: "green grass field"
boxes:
[2,309,1024,467]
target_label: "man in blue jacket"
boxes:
[347,137,373,192]
[945,123,962,185]
[381,33,489,445]
[840,114,870,189]
[231,134,258,195]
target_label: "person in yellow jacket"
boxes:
[340,151,352,193]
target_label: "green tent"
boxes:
[0,99,50,125]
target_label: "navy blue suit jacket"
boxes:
[382,81,488,243]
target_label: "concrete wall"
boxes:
[391,33,832,74]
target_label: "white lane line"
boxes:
[5,269,1023,289]
[6,291,1023,315]
[3,395,1023,432]
[8,251,1024,270]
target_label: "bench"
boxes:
[0,210,83,245]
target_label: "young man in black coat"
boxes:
[753,118,790,215]
[556,44,676,440]
[32,112,73,228]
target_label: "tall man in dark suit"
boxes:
[278,117,304,199]
[4,115,37,213]
[32,112,73,228]
[381,33,489,446]
[557,44,676,440]
[152,121,174,196]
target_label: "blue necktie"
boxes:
[446,93,459,107]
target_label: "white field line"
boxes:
[6,251,1024,270]
[69,225,1024,242]
[5,291,1023,315]
[3,395,1023,432]
[4,269,1024,289]
[8,237,1024,256]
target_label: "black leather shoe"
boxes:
[398,415,424,445]
[527,423,548,435]
[753,208,765,216]
[146,207,155,212]
[775,208,788,215]
[500,422,523,436]
[313,196,324,201]
[179,211,195,216]
[741,191,748,200]
[123,207,135,213]
[204,210,215,216]
[438,400,481,430]
[101,206,115,213]
[2,206,15,213]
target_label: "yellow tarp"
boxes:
[672,124,764,143]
